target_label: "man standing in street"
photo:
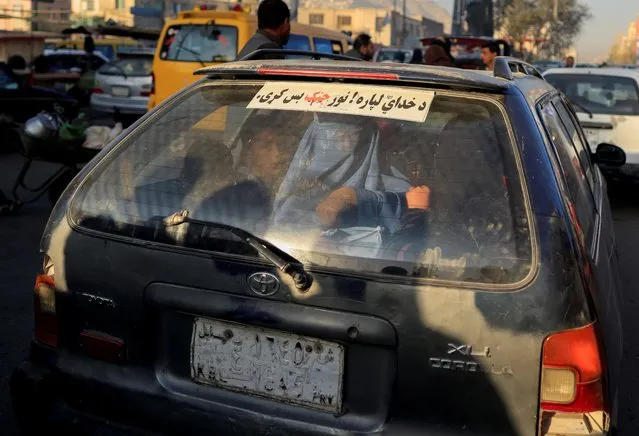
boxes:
[237,0,291,59]
[480,42,499,71]
[565,56,575,68]
[345,34,375,61]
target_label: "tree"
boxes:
[498,0,591,59]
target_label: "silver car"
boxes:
[90,49,153,115]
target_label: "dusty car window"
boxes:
[160,24,238,62]
[70,82,532,285]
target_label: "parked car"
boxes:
[0,62,77,152]
[11,53,624,436]
[544,67,639,179]
[373,47,414,63]
[90,48,154,115]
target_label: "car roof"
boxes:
[42,49,109,61]
[196,59,552,93]
[543,67,639,78]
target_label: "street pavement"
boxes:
[1,150,639,434]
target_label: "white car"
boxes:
[544,67,639,177]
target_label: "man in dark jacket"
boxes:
[345,34,375,61]
[237,0,291,59]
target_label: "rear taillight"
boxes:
[539,323,609,435]
[91,87,104,94]
[34,255,57,347]
[150,71,155,95]
[79,330,126,364]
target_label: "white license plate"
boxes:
[191,317,344,412]
[111,86,130,97]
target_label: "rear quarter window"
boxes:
[70,82,533,287]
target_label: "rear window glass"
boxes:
[313,37,342,54]
[95,45,114,60]
[70,82,532,285]
[98,56,153,76]
[376,49,411,63]
[160,24,238,62]
[545,74,639,115]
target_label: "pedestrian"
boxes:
[480,41,500,71]
[424,36,455,67]
[237,0,291,59]
[564,56,575,68]
[345,34,375,61]
[409,48,424,65]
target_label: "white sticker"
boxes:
[247,82,435,122]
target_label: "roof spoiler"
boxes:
[493,56,544,81]
[234,49,364,62]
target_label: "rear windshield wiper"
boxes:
[568,100,593,119]
[162,210,312,291]
[105,62,128,79]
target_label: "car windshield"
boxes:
[70,81,532,285]
[376,50,411,63]
[159,24,238,62]
[545,74,639,115]
[98,56,153,76]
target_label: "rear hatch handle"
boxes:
[162,210,313,291]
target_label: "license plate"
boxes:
[111,86,130,97]
[191,317,344,412]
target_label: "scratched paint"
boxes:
[190,317,344,413]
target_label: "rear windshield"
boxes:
[98,56,153,76]
[545,74,639,115]
[70,82,532,285]
[159,24,238,62]
[376,49,412,63]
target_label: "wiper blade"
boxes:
[569,100,593,119]
[163,210,312,291]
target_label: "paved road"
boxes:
[1,150,639,434]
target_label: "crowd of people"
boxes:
[238,0,504,71]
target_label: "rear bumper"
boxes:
[90,94,148,115]
[10,343,509,436]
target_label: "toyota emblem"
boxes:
[247,272,280,296]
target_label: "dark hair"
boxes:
[410,48,423,64]
[7,54,26,70]
[353,33,372,51]
[481,42,500,55]
[257,0,290,30]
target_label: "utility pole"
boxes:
[401,0,406,48]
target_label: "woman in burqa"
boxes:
[271,113,430,258]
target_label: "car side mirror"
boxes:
[593,143,626,167]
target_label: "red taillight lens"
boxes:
[150,71,155,95]
[34,272,57,347]
[541,323,606,413]
[257,68,400,80]
[91,87,104,94]
[140,90,151,97]
[79,330,126,364]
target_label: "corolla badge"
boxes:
[247,272,280,296]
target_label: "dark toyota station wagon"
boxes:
[11,54,625,436]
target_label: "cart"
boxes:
[9,124,100,208]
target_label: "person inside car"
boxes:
[480,42,500,71]
[345,34,375,61]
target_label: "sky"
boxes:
[431,0,638,62]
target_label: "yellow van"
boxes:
[148,7,350,110]
[44,37,142,60]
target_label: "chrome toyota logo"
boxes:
[247,272,280,296]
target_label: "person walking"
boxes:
[424,36,455,67]
[345,34,375,61]
[237,0,291,59]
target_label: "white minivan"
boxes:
[544,67,639,177]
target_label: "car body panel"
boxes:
[11,59,623,436]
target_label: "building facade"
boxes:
[297,7,443,48]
